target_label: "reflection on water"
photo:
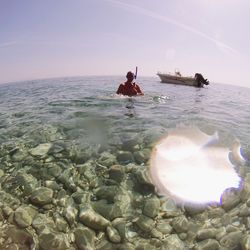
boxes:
[125,98,136,117]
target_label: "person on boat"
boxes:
[116,71,144,96]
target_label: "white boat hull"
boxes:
[157,72,209,87]
[157,73,198,86]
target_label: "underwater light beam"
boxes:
[106,0,238,56]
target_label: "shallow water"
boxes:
[1,76,250,249]
[1,76,250,151]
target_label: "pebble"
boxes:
[74,227,95,250]
[220,231,242,249]
[106,226,121,243]
[30,187,54,206]
[196,228,217,241]
[163,234,186,249]
[78,206,110,230]
[14,206,33,228]
[172,216,189,233]
[116,151,134,164]
[29,143,52,157]
[109,165,125,182]
[143,197,160,218]
[195,239,220,250]
[135,215,154,232]
[39,231,69,250]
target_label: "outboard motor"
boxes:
[195,73,209,87]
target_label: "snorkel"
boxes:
[135,66,138,80]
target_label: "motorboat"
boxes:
[157,70,209,87]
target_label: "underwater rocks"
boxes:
[30,187,54,206]
[74,227,95,249]
[39,231,70,250]
[135,214,155,232]
[14,205,37,228]
[78,205,110,230]
[29,143,52,158]
[108,164,125,182]
[1,136,250,249]
[142,197,160,218]
[106,226,122,243]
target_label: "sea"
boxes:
[1,76,250,248]
[1,76,250,152]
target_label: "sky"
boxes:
[1,0,250,87]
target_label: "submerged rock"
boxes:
[194,239,220,250]
[74,227,95,250]
[72,191,91,204]
[29,143,52,157]
[48,141,67,154]
[63,204,78,227]
[171,216,189,233]
[92,199,125,221]
[108,165,125,183]
[142,197,160,218]
[11,148,28,162]
[160,198,181,217]
[221,189,241,211]
[135,215,155,233]
[13,172,39,196]
[116,151,134,164]
[95,239,114,250]
[0,191,21,208]
[106,226,121,243]
[78,205,110,230]
[0,169,4,178]
[133,148,151,164]
[132,168,155,195]
[14,206,37,228]
[45,180,61,191]
[54,213,69,233]
[32,213,56,235]
[39,231,69,250]
[219,231,243,249]
[242,235,250,250]
[112,218,127,241]
[196,228,218,241]
[117,242,135,250]
[46,163,62,178]
[4,226,34,249]
[97,152,117,167]
[121,136,141,151]
[95,186,120,203]
[163,234,186,250]
[156,221,173,234]
[92,199,115,220]
[241,173,250,201]
[30,187,54,206]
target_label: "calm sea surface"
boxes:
[1,76,250,152]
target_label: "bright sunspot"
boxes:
[150,127,241,205]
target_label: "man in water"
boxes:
[116,71,144,96]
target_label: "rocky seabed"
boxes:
[1,134,250,250]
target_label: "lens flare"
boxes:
[150,127,241,205]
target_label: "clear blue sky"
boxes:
[1,0,250,87]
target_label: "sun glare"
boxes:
[150,127,241,205]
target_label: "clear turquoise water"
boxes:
[1,76,249,153]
